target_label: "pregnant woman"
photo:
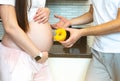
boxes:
[0,0,53,81]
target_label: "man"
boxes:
[52,0,120,81]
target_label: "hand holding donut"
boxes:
[54,28,70,41]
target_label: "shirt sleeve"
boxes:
[0,0,15,6]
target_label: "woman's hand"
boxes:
[51,14,71,29]
[59,28,83,48]
[34,7,50,24]
[37,52,48,64]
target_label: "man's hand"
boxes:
[59,28,82,48]
[51,14,71,29]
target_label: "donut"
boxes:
[54,28,67,41]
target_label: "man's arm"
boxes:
[70,5,93,26]
[81,8,120,36]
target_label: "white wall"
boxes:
[48,58,91,81]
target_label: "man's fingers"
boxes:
[54,14,63,19]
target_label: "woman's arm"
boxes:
[0,5,47,63]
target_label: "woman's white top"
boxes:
[90,0,120,53]
[0,0,46,22]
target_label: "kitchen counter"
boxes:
[49,36,92,58]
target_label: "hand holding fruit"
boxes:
[54,28,67,41]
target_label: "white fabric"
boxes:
[91,0,120,53]
[0,0,46,22]
[28,0,46,21]
[85,49,120,81]
[0,43,52,81]
[0,0,15,6]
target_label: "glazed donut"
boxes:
[54,28,67,41]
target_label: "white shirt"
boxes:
[0,0,46,22]
[28,0,46,21]
[90,0,120,53]
[0,0,15,6]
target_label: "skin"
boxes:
[34,8,50,24]
[52,5,120,48]
[0,5,52,63]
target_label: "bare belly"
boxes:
[27,21,53,52]
[2,21,53,52]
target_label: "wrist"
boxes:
[34,52,43,61]
[69,20,72,26]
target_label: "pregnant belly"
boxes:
[28,21,53,52]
